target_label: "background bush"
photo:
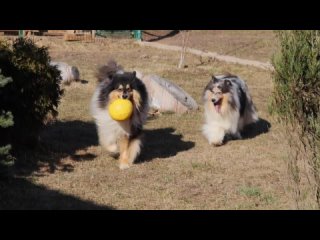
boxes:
[0,69,14,168]
[0,38,63,158]
[271,30,320,209]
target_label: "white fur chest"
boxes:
[204,102,239,133]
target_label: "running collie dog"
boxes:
[90,61,149,170]
[202,74,258,146]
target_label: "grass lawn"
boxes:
[0,32,294,209]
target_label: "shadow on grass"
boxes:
[242,118,271,139]
[137,127,195,163]
[144,30,180,42]
[223,118,271,145]
[14,120,98,176]
[0,177,114,210]
[0,120,115,210]
[223,118,271,144]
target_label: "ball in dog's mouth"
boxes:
[108,99,133,121]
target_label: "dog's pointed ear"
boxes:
[224,79,232,87]
[131,71,137,81]
[212,75,219,83]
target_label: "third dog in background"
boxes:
[50,61,80,85]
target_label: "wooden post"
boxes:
[178,30,190,69]
[92,30,96,40]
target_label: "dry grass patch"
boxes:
[1,34,292,209]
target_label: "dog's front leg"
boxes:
[119,136,142,170]
[209,127,225,146]
[119,135,130,170]
[127,137,141,166]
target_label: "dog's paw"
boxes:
[211,141,224,147]
[106,144,118,153]
[119,163,131,170]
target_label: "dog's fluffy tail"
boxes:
[96,60,123,83]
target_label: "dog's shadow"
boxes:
[241,118,271,139]
[223,118,271,144]
[137,127,195,163]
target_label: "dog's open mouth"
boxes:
[213,99,222,112]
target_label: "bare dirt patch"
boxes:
[143,30,278,63]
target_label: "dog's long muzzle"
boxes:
[122,92,129,99]
[212,98,223,113]
[212,98,221,106]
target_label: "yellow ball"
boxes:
[108,99,133,121]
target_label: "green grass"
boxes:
[239,186,262,197]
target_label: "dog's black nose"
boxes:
[212,98,221,106]
[122,93,128,99]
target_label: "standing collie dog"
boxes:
[202,74,258,146]
[90,61,149,170]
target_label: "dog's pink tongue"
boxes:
[215,105,221,113]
